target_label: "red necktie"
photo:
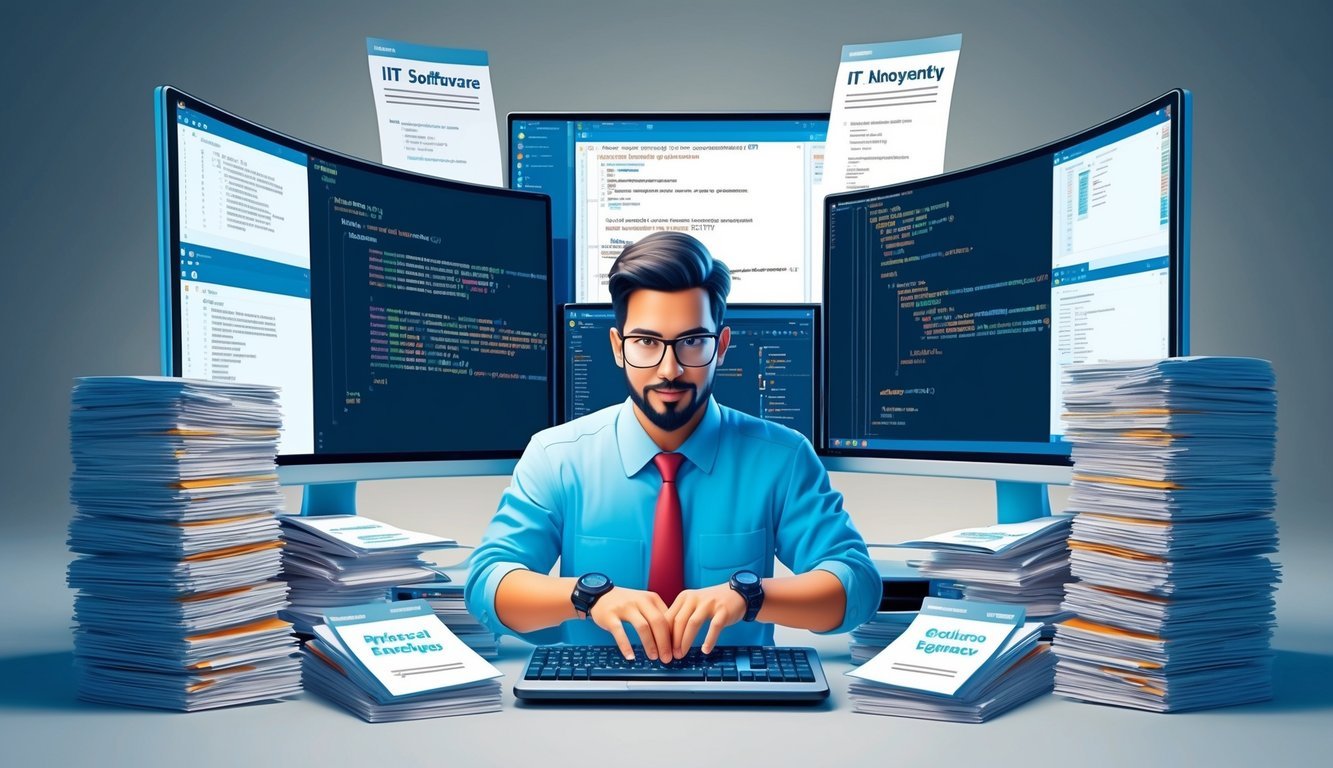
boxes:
[648,452,686,605]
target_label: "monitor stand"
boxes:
[299,482,358,516]
[995,480,1051,524]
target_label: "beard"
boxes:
[627,375,712,432]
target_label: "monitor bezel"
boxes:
[557,302,823,441]
[820,89,1189,474]
[156,85,555,472]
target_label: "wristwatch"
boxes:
[571,572,614,619]
[729,570,765,622]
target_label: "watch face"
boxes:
[734,571,760,586]
[580,573,610,590]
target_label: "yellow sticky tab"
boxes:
[1074,474,1181,490]
[186,616,291,644]
[178,474,278,490]
[1069,540,1165,562]
[1062,616,1163,643]
[182,540,284,562]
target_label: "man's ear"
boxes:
[715,325,731,366]
[609,327,624,368]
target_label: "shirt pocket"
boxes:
[574,534,647,590]
[696,528,768,587]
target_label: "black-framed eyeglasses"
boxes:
[620,334,719,368]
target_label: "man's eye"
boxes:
[632,338,661,348]
[680,337,706,348]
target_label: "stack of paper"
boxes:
[847,599,1054,723]
[67,376,300,711]
[391,563,499,658]
[898,516,1075,635]
[849,611,918,664]
[303,600,503,721]
[1052,357,1281,712]
[279,514,456,635]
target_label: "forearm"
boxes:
[493,569,579,634]
[755,569,846,633]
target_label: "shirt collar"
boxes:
[616,395,721,477]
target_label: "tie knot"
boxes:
[653,452,685,482]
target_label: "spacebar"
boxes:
[587,669,705,681]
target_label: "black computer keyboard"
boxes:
[513,645,829,703]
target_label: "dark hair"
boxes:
[607,231,731,332]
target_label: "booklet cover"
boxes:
[315,600,501,701]
[895,515,1072,556]
[847,598,1025,696]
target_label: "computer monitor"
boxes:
[821,90,1191,522]
[156,86,553,515]
[509,113,829,305]
[560,304,820,442]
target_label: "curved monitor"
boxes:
[822,90,1190,486]
[156,86,553,488]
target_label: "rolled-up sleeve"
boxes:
[773,439,880,634]
[464,437,566,644]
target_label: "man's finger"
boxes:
[678,608,707,654]
[605,619,635,662]
[641,601,674,664]
[626,610,658,660]
[701,615,726,655]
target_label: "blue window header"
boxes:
[365,37,488,66]
[1052,255,1169,286]
[841,34,962,62]
[547,120,828,144]
[177,107,307,167]
[179,242,310,299]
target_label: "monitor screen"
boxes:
[560,304,820,443]
[510,113,829,305]
[158,87,553,474]
[822,90,1189,479]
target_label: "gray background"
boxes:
[1,0,1329,764]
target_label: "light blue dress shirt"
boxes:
[464,397,881,646]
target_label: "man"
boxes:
[464,231,879,663]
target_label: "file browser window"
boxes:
[175,107,315,454]
[511,116,828,304]
[1048,109,1173,436]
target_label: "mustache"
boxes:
[645,381,694,393]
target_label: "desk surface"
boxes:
[3,482,1331,768]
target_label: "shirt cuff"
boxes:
[812,559,875,635]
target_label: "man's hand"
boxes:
[587,587,675,662]
[665,584,747,656]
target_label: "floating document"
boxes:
[68,377,299,711]
[810,34,962,274]
[1055,357,1280,712]
[303,600,502,721]
[366,37,502,185]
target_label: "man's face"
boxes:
[610,287,730,433]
